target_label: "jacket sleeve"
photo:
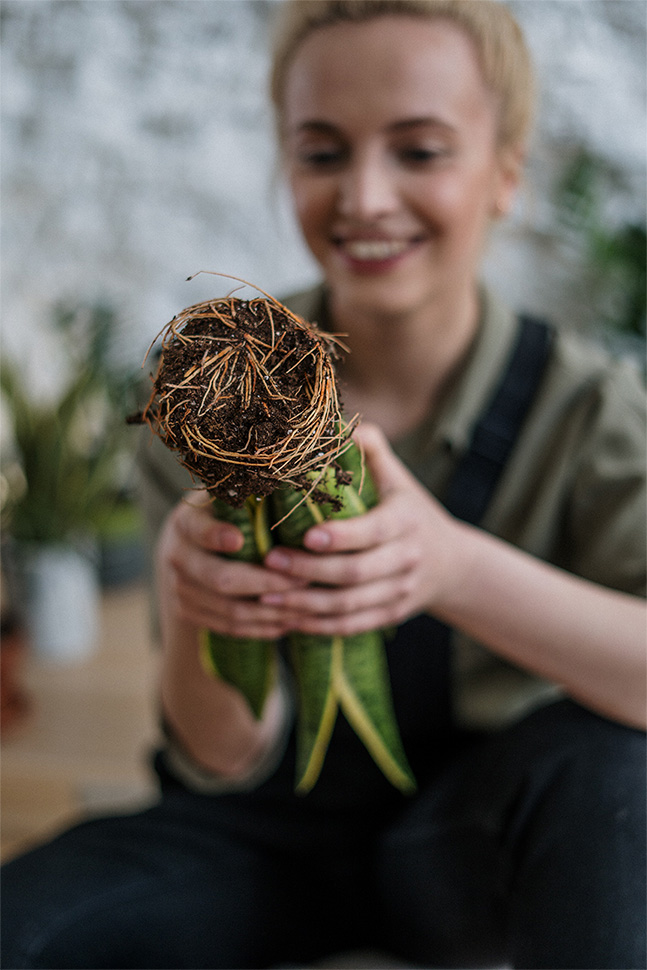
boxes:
[564,355,646,597]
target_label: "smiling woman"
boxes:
[2,2,645,969]
[281,16,519,327]
[277,8,528,442]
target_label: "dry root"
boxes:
[138,282,356,506]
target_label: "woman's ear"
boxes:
[492,143,525,218]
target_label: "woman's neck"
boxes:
[329,288,480,439]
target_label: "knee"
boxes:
[1,853,115,970]
[502,705,646,878]
[559,709,645,817]
[1,880,54,969]
[1,868,70,969]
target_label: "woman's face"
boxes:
[282,16,521,320]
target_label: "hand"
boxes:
[261,423,460,635]
[156,490,306,640]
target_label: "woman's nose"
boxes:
[337,155,398,219]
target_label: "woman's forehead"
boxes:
[283,16,496,134]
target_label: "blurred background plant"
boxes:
[0,299,145,664]
[554,147,646,360]
[1,300,141,548]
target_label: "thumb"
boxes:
[180,489,243,554]
[352,422,418,499]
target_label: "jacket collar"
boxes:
[280,282,519,458]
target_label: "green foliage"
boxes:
[201,496,278,719]
[555,148,646,339]
[271,457,416,795]
[1,301,139,544]
[198,446,416,794]
[52,301,139,405]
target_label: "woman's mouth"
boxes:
[343,239,409,260]
[335,237,420,272]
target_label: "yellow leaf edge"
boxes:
[294,637,341,795]
[335,644,417,795]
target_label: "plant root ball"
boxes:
[141,295,352,506]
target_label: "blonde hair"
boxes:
[270,0,535,150]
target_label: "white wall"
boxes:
[2,0,645,390]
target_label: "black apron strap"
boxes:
[385,315,553,765]
[444,314,553,526]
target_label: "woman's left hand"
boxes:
[262,424,646,729]
[262,422,457,635]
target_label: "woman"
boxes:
[3,2,645,968]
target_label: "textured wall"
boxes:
[1,0,645,390]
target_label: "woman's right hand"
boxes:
[156,489,305,640]
[156,489,297,778]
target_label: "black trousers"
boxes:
[2,699,645,970]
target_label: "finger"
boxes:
[352,422,420,497]
[299,426,421,554]
[174,583,297,638]
[261,571,413,618]
[177,553,307,600]
[299,505,389,554]
[290,598,414,637]
[264,536,415,588]
[301,488,418,554]
[186,610,291,639]
[178,491,244,555]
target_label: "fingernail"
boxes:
[265,550,291,570]
[305,528,331,551]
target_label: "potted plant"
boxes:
[0,301,140,662]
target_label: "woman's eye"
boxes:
[297,147,346,169]
[398,146,446,165]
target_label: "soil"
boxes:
[138,297,349,506]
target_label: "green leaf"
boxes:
[272,459,416,795]
[270,483,325,545]
[212,495,271,564]
[289,629,416,794]
[336,439,379,508]
[199,496,277,719]
[1,352,132,543]
[305,465,364,520]
[290,633,339,794]
[337,632,416,793]
[200,630,277,720]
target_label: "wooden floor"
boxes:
[1,581,160,862]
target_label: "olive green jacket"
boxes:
[137,284,646,738]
